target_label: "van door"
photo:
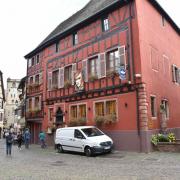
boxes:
[70,129,86,152]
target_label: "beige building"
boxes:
[4,78,21,129]
[0,71,5,137]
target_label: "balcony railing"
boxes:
[26,110,43,119]
[27,83,42,94]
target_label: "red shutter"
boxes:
[48,72,52,90]
[99,53,106,78]
[72,63,77,85]
[59,67,64,88]
[82,59,88,82]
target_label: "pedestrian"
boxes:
[39,131,46,148]
[6,132,14,156]
[24,128,31,149]
[17,131,23,150]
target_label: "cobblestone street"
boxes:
[0,139,180,180]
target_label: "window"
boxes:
[102,17,109,32]
[29,77,33,84]
[106,100,116,115]
[55,42,59,53]
[71,106,77,119]
[79,104,86,118]
[35,74,39,85]
[29,98,32,111]
[48,108,53,122]
[12,82,16,88]
[95,102,104,116]
[172,65,180,84]
[64,66,72,83]
[73,32,78,45]
[74,129,85,139]
[89,57,98,77]
[161,100,169,119]
[107,49,119,72]
[162,16,165,27]
[36,55,39,64]
[150,96,157,117]
[52,70,59,89]
[70,104,87,119]
[28,59,32,67]
[32,57,35,66]
[95,100,117,117]
[35,97,39,109]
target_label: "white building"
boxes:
[4,78,21,129]
[0,71,5,137]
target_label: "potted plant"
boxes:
[89,74,98,82]
[151,132,179,152]
[106,69,118,78]
[77,117,86,126]
[94,116,105,126]
[64,80,71,89]
[104,113,117,125]
[68,119,78,127]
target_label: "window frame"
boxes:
[161,99,169,120]
[52,69,59,89]
[88,56,98,77]
[150,95,157,118]
[73,32,78,46]
[106,48,119,72]
[102,17,109,32]
[64,65,72,83]
[69,103,87,120]
[36,54,40,64]
[94,99,118,118]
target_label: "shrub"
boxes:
[151,132,176,145]
[94,116,105,126]
[68,117,86,127]
[104,114,117,124]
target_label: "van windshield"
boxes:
[81,128,104,137]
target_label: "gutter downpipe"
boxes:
[128,1,141,152]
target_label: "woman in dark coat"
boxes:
[6,132,13,156]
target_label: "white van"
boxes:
[55,126,113,156]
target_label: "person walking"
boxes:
[39,131,46,148]
[6,132,14,156]
[17,131,23,150]
[24,128,31,149]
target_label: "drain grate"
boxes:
[143,157,159,162]
[51,160,64,166]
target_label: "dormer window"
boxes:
[36,55,39,64]
[55,42,59,53]
[73,32,78,46]
[102,17,109,32]
[32,57,35,66]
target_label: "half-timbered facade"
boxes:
[25,0,180,151]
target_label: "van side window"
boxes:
[74,129,85,139]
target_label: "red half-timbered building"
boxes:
[25,0,180,152]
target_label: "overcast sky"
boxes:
[0,0,179,88]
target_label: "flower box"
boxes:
[156,142,180,152]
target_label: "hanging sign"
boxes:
[118,67,126,80]
[74,71,84,91]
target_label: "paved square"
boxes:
[0,139,180,180]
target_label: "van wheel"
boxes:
[57,144,63,153]
[85,147,92,157]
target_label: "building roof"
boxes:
[25,0,180,59]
